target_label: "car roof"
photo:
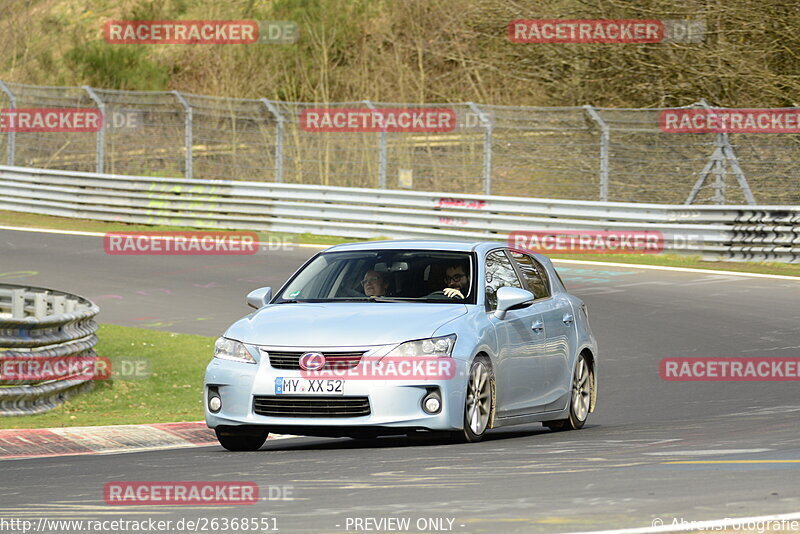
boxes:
[324,239,558,275]
[324,239,505,253]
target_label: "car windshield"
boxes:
[276,249,476,304]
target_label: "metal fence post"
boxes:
[83,86,105,173]
[173,91,193,179]
[0,81,16,165]
[584,105,610,202]
[363,100,387,189]
[711,133,727,204]
[261,99,284,183]
[722,141,756,205]
[467,102,493,195]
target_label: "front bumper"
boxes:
[204,351,470,433]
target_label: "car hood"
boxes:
[224,302,468,347]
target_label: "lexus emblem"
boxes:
[299,352,326,371]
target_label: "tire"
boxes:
[453,356,494,443]
[544,353,592,431]
[215,428,269,451]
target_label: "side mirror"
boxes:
[494,286,534,320]
[246,286,272,309]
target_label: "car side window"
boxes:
[509,252,551,299]
[484,250,523,311]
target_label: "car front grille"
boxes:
[263,350,365,370]
[253,396,371,418]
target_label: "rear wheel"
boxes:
[544,353,592,431]
[215,428,269,451]
[454,356,494,443]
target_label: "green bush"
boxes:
[64,42,170,91]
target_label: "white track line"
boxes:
[563,511,800,534]
[0,224,106,238]
[550,258,800,280]
[0,224,326,248]
[1,224,797,280]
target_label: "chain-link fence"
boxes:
[0,81,798,205]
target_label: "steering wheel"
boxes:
[426,290,459,299]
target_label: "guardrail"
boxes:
[0,284,99,416]
[0,165,798,262]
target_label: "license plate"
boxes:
[275,377,344,395]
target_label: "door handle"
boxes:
[562,313,574,325]
[531,320,544,332]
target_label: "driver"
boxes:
[441,262,470,299]
[361,270,390,297]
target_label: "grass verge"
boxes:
[0,324,214,429]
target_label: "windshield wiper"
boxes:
[367,296,412,303]
[277,297,419,303]
[321,297,413,303]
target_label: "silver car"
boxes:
[205,240,598,450]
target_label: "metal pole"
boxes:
[467,102,493,195]
[699,99,726,205]
[173,91,193,179]
[261,99,284,183]
[711,133,726,205]
[0,81,16,165]
[722,140,756,205]
[685,147,721,205]
[83,86,105,173]
[584,105,609,202]
[363,100,387,189]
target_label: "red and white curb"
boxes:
[0,422,295,460]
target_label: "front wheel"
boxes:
[453,357,494,443]
[544,353,592,431]
[215,428,269,451]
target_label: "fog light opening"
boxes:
[208,387,222,413]
[422,390,442,415]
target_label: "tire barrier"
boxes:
[0,284,99,416]
[728,210,800,263]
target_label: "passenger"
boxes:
[441,263,470,299]
[361,270,390,297]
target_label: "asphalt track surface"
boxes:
[2,228,800,533]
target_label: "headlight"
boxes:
[386,334,456,358]
[214,337,256,364]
